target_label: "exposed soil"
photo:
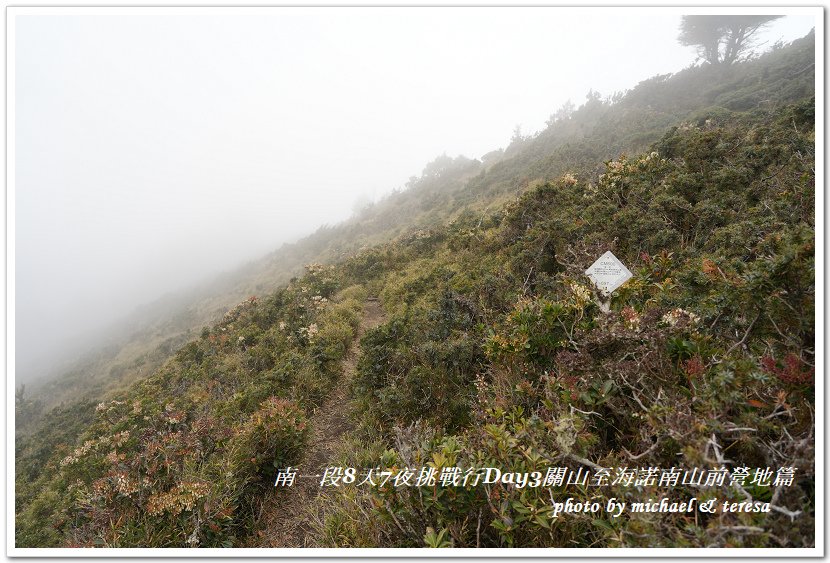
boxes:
[245,298,385,547]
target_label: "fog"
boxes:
[12,8,815,383]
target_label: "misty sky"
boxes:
[13,8,816,380]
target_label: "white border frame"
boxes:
[5,4,824,558]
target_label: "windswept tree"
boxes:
[679,15,783,65]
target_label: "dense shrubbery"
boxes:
[313,98,815,548]
[16,269,364,547]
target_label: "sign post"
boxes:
[585,251,633,312]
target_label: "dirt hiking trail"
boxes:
[246,298,385,547]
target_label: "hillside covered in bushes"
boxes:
[15,32,815,549]
[21,30,815,416]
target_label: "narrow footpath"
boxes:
[246,298,385,547]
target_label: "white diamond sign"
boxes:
[585,251,632,295]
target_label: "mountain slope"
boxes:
[21,31,815,417]
[15,32,816,548]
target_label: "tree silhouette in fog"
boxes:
[679,15,783,65]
